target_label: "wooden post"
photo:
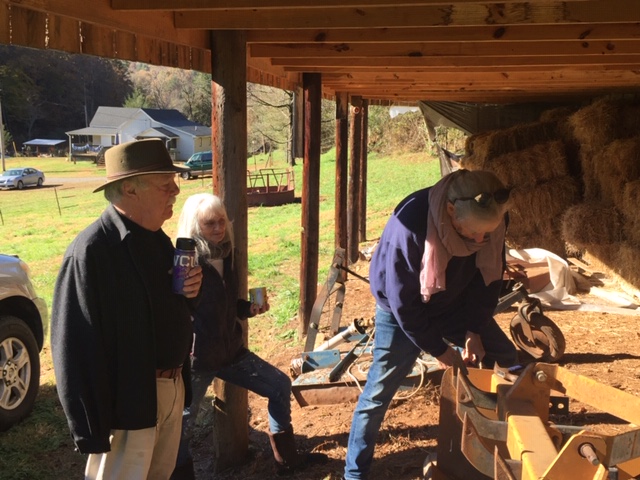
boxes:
[335,92,349,253]
[209,29,249,471]
[358,99,368,242]
[298,73,321,336]
[348,96,363,265]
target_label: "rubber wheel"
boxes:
[510,306,566,362]
[17,181,24,190]
[37,177,43,187]
[180,171,191,180]
[0,315,41,431]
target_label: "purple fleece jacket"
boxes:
[369,186,505,358]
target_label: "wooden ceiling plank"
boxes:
[281,64,640,73]
[112,0,594,11]
[0,4,9,44]
[251,40,640,58]
[48,13,81,53]
[81,23,117,59]
[175,1,639,30]
[5,0,209,48]
[268,54,640,67]
[9,5,47,49]
[321,70,640,83]
[245,23,640,44]
[113,30,137,62]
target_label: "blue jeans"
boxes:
[175,351,292,467]
[343,305,517,479]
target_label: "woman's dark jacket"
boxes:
[190,251,253,371]
[51,206,195,454]
[369,186,506,358]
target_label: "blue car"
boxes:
[0,167,45,190]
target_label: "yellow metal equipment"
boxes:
[427,363,640,480]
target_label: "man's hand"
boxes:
[435,345,464,370]
[462,331,485,366]
[181,265,203,298]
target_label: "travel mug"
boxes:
[172,237,196,294]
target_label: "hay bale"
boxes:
[561,203,623,248]
[463,120,560,165]
[568,97,640,150]
[539,106,578,123]
[590,137,640,207]
[483,140,569,189]
[505,176,581,258]
[621,181,640,247]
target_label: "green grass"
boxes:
[0,150,441,480]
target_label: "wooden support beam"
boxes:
[175,1,638,30]
[335,91,349,254]
[245,23,640,44]
[348,96,363,265]
[358,100,368,244]
[299,72,322,335]
[210,29,249,471]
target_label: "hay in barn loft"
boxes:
[539,106,578,123]
[591,137,640,208]
[615,243,640,289]
[463,120,559,166]
[568,97,640,150]
[621,180,640,247]
[505,176,580,257]
[484,140,569,189]
[561,203,623,248]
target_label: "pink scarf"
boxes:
[419,175,506,302]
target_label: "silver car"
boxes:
[0,167,46,190]
[0,254,48,431]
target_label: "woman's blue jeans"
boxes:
[343,305,517,479]
[175,351,292,466]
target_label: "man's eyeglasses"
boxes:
[452,188,511,207]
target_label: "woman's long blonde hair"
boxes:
[176,193,234,261]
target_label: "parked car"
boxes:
[180,151,213,180]
[0,254,48,431]
[0,167,45,190]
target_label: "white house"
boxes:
[66,107,211,161]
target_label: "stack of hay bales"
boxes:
[462,119,580,257]
[562,98,640,289]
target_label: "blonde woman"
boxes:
[171,193,326,479]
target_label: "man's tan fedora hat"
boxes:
[93,138,190,193]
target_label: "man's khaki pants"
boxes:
[85,375,185,480]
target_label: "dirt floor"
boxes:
[189,259,640,480]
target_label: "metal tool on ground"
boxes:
[495,282,566,362]
[328,331,371,382]
[424,362,640,480]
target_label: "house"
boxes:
[66,107,211,162]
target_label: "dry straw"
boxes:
[561,203,623,248]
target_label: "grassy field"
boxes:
[0,150,441,480]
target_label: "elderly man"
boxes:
[51,139,203,480]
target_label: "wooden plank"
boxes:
[47,13,80,53]
[335,91,348,252]
[9,5,46,48]
[348,96,362,265]
[0,3,9,44]
[113,30,137,62]
[246,23,640,44]
[4,0,208,47]
[250,40,640,58]
[81,23,116,59]
[299,72,322,333]
[269,54,640,68]
[175,1,639,29]
[113,0,595,10]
